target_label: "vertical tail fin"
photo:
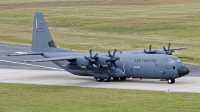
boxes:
[31,12,56,52]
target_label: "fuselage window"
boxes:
[168,59,181,64]
[173,66,175,69]
[131,69,133,73]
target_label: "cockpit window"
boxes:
[167,59,181,64]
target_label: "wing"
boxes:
[153,47,186,51]
[124,47,186,54]
[25,56,76,62]
[169,47,186,50]
[8,52,43,56]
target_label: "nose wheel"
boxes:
[167,78,175,84]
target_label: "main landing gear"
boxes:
[95,76,126,82]
[113,77,119,81]
[95,76,111,82]
[167,78,175,84]
[113,76,126,81]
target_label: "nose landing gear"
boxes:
[167,78,175,84]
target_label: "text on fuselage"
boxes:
[134,59,157,63]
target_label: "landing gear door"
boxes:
[154,64,165,77]
[154,64,161,75]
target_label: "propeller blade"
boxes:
[94,53,98,59]
[105,59,111,62]
[113,62,117,70]
[108,50,112,57]
[86,63,94,74]
[168,43,171,51]
[85,56,91,61]
[94,61,100,68]
[91,64,94,74]
[163,46,167,51]
[108,64,112,71]
[89,49,92,58]
[113,49,117,58]
[115,57,120,60]
[144,49,147,53]
[149,44,152,52]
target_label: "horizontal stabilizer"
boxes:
[8,52,43,56]
[178,57,195,59]
[169,47,186,50]
[26,56,76,62]
[151,47,186,52]
[125,47,186,54]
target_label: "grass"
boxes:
[0,0,200,64]
[0,83,200,112]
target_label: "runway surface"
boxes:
[0,43,200,93]
[1,69,200,93]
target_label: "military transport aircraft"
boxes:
[8,12,190,84]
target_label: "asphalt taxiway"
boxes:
[0,43,200,93]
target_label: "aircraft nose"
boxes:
[177,66,190,76]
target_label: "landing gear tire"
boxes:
[96,78,102,82]
[113,77,119,81]
[103,76,111,82]
[167,78,175,84]
[120,76,126,80]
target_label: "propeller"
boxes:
[84,49,99,74]
[105,49,120,72]
[144,44,157,54]
[163,43,174,55]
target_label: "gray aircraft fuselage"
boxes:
[43,51,185,79]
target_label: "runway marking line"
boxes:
[0,60,64,71]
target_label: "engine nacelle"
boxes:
[108,67,125,77]
[72,57,88,66]
[97,56,110,66]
